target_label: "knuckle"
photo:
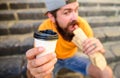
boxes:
[34,74,39,78]
[41,57,48,64]
[26,50,30,58]
[44,71,51,76]
[30,69,35,76]
[34,73,44,78]
[34,59,39,66]
[44,71,50,75]
[47,54,53,60]
[27,64,30,69]
[96,38,100,42]
[44,67,53,75]
[41,66,46,72]
[26,49,33,59]
[37,58,45,65]
[27,61,32,70]
[54,58,57,63]
[43,54,53,61]
[38,66,45,72]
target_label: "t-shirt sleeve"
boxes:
[38,20,48,31]
[38,19,56,32]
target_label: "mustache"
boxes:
[55,20,78,42]
[67,20,79,27]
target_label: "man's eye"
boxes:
[64,11,70,15]
[64,12,69,15]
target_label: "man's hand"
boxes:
[82,38,105,55]
[26,47,57,78]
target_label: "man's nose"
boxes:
[71,12,77,20]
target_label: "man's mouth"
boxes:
[68,24,78,32]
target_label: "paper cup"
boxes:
[34,30,58,58]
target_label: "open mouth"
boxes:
[66,20,79,32]
[68,24,78,32]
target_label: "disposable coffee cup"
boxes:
[34,30,58,58]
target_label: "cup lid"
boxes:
[34,30,58,40]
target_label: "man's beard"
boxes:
[55,20,78,42]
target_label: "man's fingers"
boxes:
[84,44,96,55]
[26,47,45,60]
[36,58,57,73]
[31,53,56,67]
[35,67,54,78]
[30,58,57,78]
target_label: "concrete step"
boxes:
[0,8,47,21]
[85,16,120,27]
[93,26,120,42]
[0,26,120,56]
[104,41,120,63]
[79,6,119,17]
[0,20,42,35]
[0,33,33,56]
[1,0,120,10]
[0,16,120,35]
[0,55,26,78]
[78,0,120,3]
[1,6,120,21]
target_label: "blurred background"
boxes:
[0,0,120,78]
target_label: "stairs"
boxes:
[0,0,120,78]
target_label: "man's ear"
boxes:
[47,13,55,23]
